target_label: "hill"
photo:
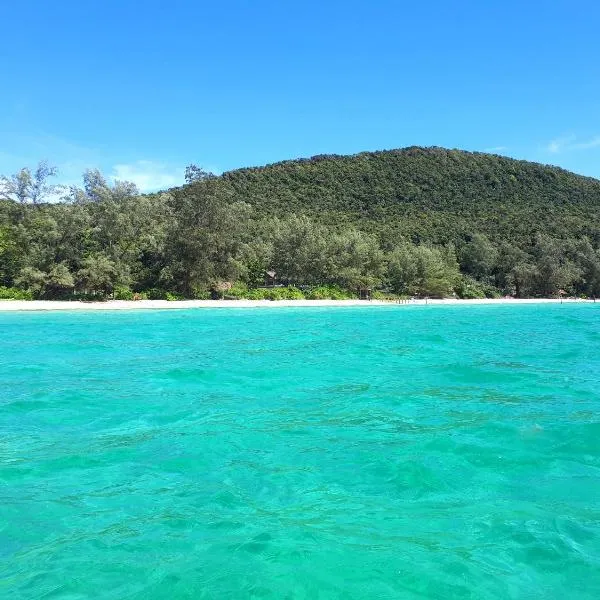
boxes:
[2,147,600,300]
[202,146,600,246]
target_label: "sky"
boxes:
[1,0,599,192]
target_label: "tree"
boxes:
[270,215,331,284]
[15,266,47,297]
[532,235,580,296]
[0,161,63,204]
[460,233,498,281]
[572,238,600,297]
[184,165,215,184]
[68,170,165,286]
[0,226,22,286]
[495,243,530,294]
[509,262,538,298]
[388,244,460,297]
[45,263,75,298]
[77,254,118,296]
[163,181,252,295]
[238,240,274,287]
[328,229,385,289]
[71,169,139,204]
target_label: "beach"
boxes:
[0,297,593,311]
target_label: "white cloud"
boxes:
[572,136,600,150]
[545,134,600,154]
[546,134,576,153]
[110,161,184,192]
[484,146,508,153]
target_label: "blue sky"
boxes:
[1,0,599,191]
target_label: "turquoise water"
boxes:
[1,305,600,599]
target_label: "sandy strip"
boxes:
[0,298,595,311]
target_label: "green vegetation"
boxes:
[0,286,33,300]
[2,147,600,300]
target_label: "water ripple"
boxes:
[1,305,599,598]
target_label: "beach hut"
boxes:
[212,281,232,299]
[358,287,372,300]
[265,270,277,287]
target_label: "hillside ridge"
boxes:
[217,146,599,183]
[176,145,600,248]
[3,145,600,300]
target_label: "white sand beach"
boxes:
[0,298,595,311]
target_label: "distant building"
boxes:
[265,270,277,286]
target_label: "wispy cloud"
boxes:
[546,134,577,153]
[110,161,184,192]
[545,134,600,154]
[573,136,600,150]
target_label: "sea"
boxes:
[1,304,599,599]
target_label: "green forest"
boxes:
[2,146,600,300]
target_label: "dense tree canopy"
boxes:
[1,147,600,300]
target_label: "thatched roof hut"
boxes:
[212,281,233,299]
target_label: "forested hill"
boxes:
[203,146,600,246]
[2,146,600,301]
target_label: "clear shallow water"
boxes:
[1,305,600,599]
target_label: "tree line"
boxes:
[1,149,600,300]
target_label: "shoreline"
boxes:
[0,298,595,311]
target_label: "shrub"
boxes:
[306,285,354,300]
[227,282,249,298]
[244,287,269,300]
[77,292,107,302]
[113,285,134,300]
[191,286,211,300]
[0,286,34,300]
[278,286,305,300]
[165,292,184,301]
[455,278,485,299]
[455,276,501,299]
[241,286,305,300]
[264,286,305,300]
[143,288,168,300]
